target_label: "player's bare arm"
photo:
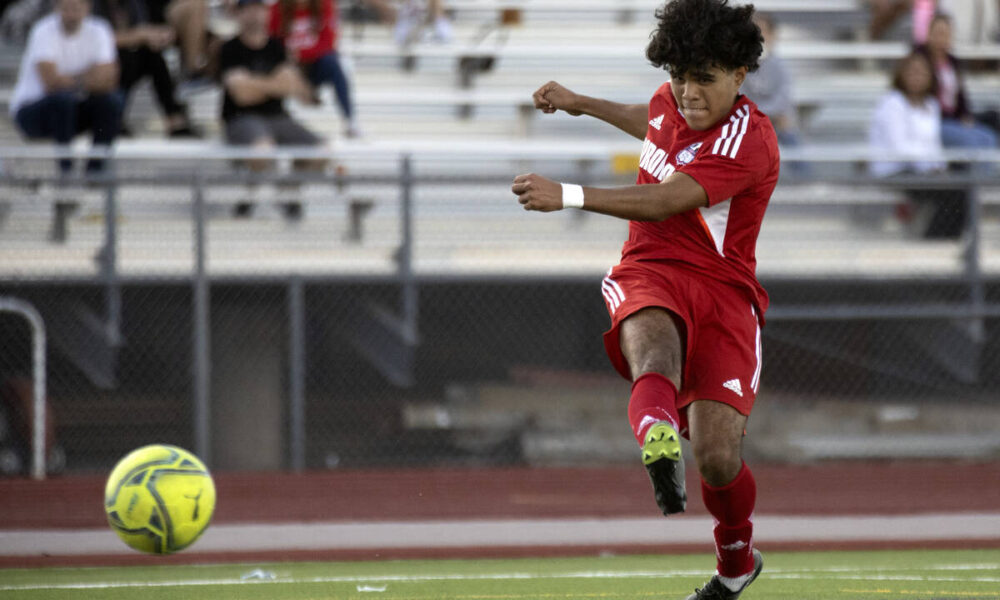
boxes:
[511,171,707,221]
[533,81,649,140]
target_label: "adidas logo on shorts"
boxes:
[723,378,743,397]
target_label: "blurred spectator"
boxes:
[1,0,52,44]
[269,0,359,137]
[869,52,944,177]
[365,0,452,45]
[219,0,325,220]
[92,0,200,137]
[144,0,210,80]
[742,12,801,148]
[870,52,967,238]
[936,0,999,44]
[869,0,912,40]
[869,0,937,41]
[917,13,999,155]
[9,0,121,175]
[868,0,1000,45]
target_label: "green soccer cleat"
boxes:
[685,549,764,600]
[641,421,686,515]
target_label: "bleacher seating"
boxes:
[1,0,999,283]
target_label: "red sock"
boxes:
[701,462,756,577]
[627,373,680,446]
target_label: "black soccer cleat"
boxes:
[641,421,686,515]
[685,549,763,600]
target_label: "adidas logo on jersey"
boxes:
[649,114,664,130]
[723,379,743,397]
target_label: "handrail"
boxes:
[2,142,1000,164]
[0,298,46,480]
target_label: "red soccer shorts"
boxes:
[601,259,762,434]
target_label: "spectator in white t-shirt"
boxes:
[869,51,946,178]
[870,52,969,238]
[9,0,122,174]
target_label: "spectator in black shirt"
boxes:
[219,0,325,219]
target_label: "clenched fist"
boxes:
[512,173,564,212]
[532,81,583,116]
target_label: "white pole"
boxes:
[0,298,47,479]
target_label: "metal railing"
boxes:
[0,297,46,479]
[1,144,998,473]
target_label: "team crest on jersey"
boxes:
[676,143,702,166]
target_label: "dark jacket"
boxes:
[914,44,971,120]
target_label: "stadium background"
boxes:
[1,0,999,565]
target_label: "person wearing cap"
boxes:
[219,0,326,219]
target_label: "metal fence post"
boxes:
[288,277,306,471]
[100,174,122,346]
[192,173,211,465]
[0,298,46,479]
[965,182,985,340]
[400,154,418,330]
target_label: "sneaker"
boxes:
[685,549,763,600]
[344,121,363,138]
[281,201,302,221]
[176,75,216,99]
[641,421,686,515]
[232,202,254,218]
[168,123,203,139]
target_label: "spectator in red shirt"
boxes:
[270,0,359,137]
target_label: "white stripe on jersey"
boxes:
[698,198,732,256]
[728,108,751,159]
[602,281,622,307]
[604,276,626,304]
[601,285,619,312]
[711,121,731,155]
[601,270,626,313]
[711,106,750,159]
[718,106,749,157]
[751,306,762,392]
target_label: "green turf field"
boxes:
[1,549,998,600]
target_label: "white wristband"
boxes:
[561,183,584,209]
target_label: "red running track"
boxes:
[2,461,998,567]
[3,461,1000,528]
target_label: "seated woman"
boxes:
[916,13,998,159]
[269,0,359,137]
[869,51,965,238]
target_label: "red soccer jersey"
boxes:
[269,0,338,63]
[624,81,779,318]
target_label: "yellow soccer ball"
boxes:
[104,444,216,554]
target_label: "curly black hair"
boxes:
[646,0,763,76]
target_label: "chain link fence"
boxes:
[0,147,998,476]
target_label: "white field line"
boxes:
[2,513,999,557]
[2,564,1000,592]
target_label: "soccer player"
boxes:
[511,1,776,599]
